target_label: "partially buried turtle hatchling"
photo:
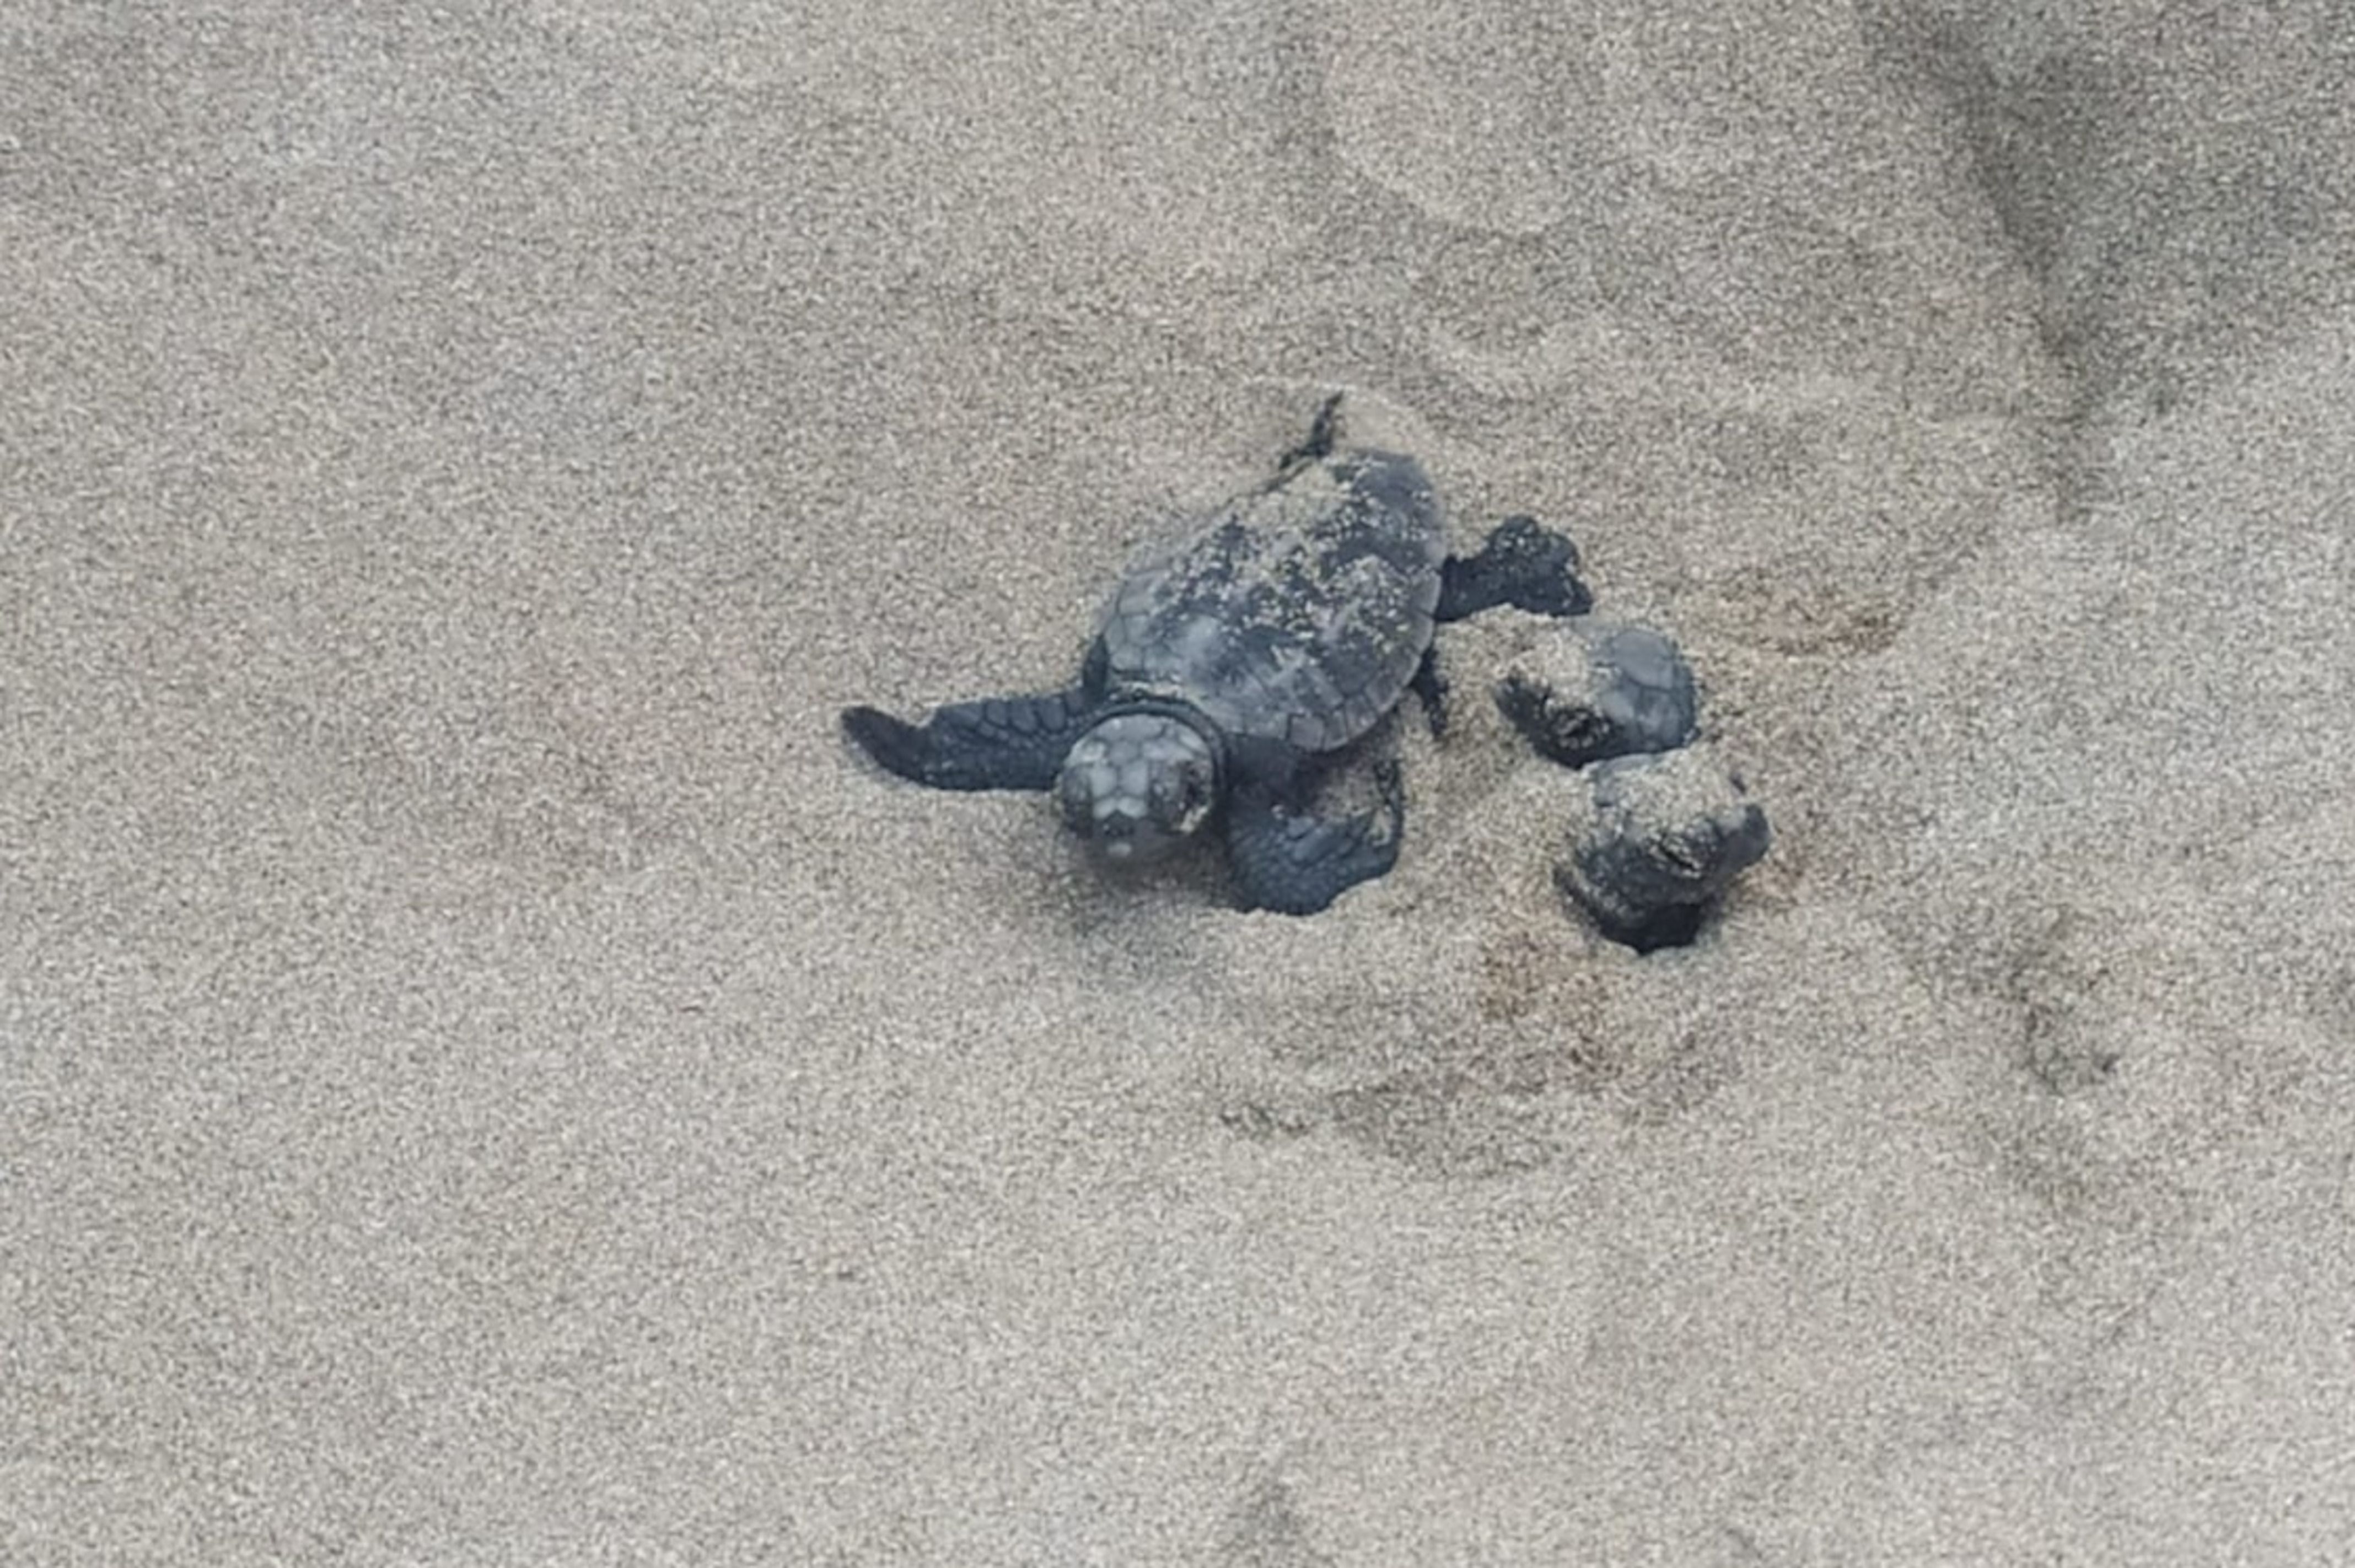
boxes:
[841,396,1592,913]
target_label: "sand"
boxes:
[6,2,2353,1561]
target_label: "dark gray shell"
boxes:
[1098,448,1445,752]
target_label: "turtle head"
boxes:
[1055,710,1220,865]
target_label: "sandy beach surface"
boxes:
[7,2,2353,1561]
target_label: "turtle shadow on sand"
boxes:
[841,394,1592,914]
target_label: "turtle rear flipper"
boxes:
[841,687,1100,791]
[1271,390,1348,473]
[1225,751,1406,915]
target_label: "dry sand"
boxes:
[6,2,2353,1561]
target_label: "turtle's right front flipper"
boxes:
[841,687,1099,791]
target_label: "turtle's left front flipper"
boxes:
[1438,515,1593,621]
[1224,751,1406,915]
[841,687,1099,791]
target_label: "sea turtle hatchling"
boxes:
[840,397,1593,914]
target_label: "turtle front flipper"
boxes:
[1438,515,1593,621]
[841,687,1100,791]
[1224,752,1407,915]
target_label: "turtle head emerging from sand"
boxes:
[1052,708,1222,865]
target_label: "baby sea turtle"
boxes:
[841,396,1592,913]
[1493,622,1698,769]
[1557,747,1771,951]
